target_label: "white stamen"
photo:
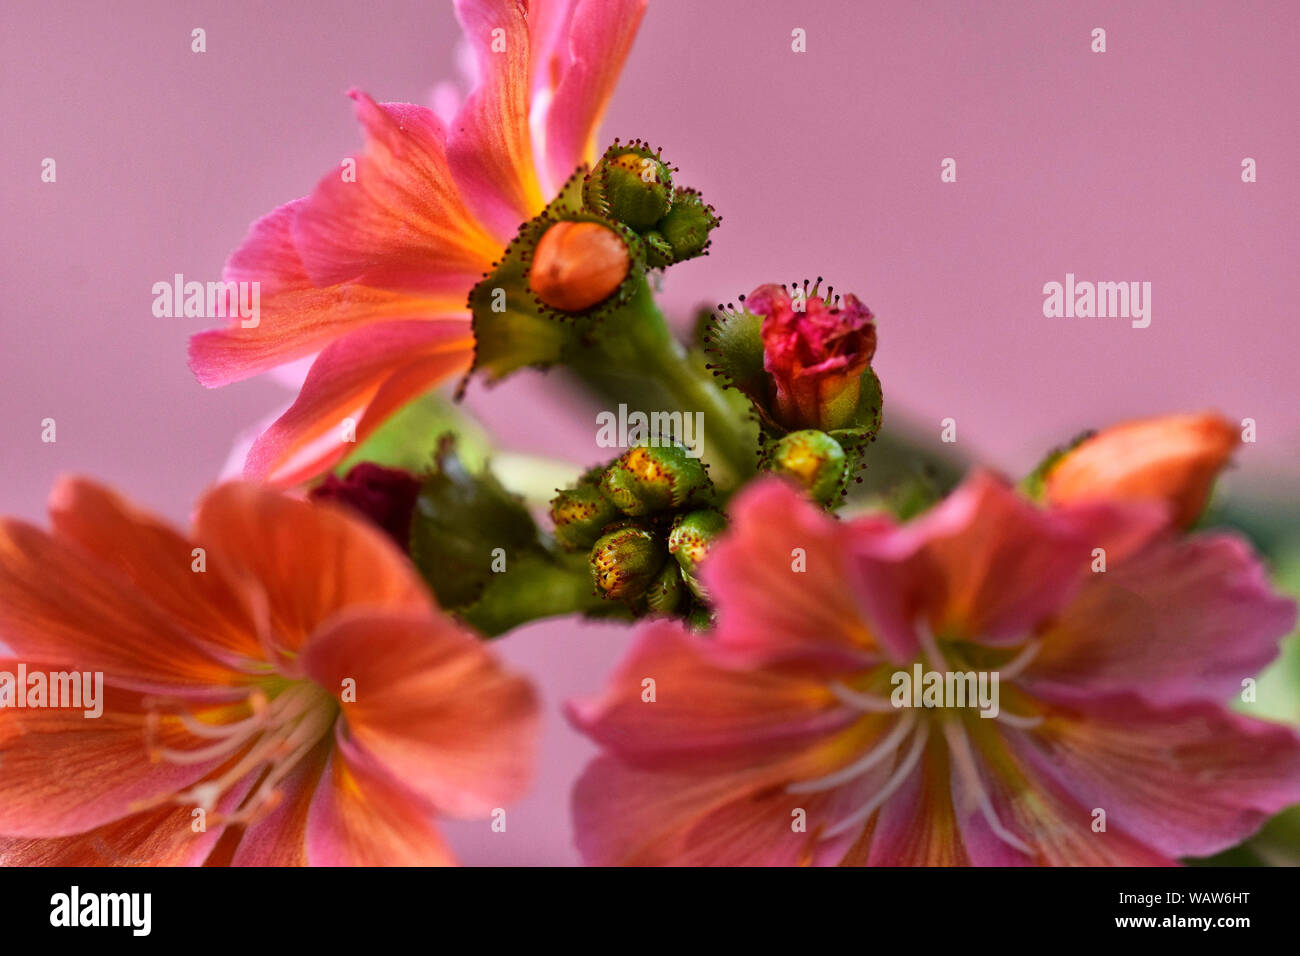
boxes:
[941,719,1033,856]
[829,681,896,712]
[998,639,1042,681]
[789,711,917,795]
[821,722,930,839]
[994,710,1044,730]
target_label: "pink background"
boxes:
[2,0,1297,864]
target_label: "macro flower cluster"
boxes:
[2,0,1297,867]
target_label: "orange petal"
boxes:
[226,741,330,866]
[0,685,234,837]
[0,518,246,695]
[239,318,472,486]
[305,746,457,866]
[450,0,547,239]
[47,477,264,665]
[301,607,539,817]
[191,483,432,658]
[1045,412,1239,528]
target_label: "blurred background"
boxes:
[2,0,1297,864]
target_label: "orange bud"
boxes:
[528,221,630,312]
[1045,413,1239,527]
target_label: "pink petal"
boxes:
[1009,692,1300,859]
[449,0,547,240]
[540,0,648,190]
[701,479,901,665]
[566,621,858,773]
[1025,533,1297,704]
[292,91,499,294]
[240,318,472,486]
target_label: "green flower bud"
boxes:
[685,606,715,631]
[766,429,848,504]
[550,482,620,551]
[584,142,673,230]
[645,561,685,615]
[642,229,674,269]
[589,524,667,602]
[668,508,727,600]
[600,444,714,516]
[656,188,718,263]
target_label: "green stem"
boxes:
[459,551,629,638]
[568,279,757,488]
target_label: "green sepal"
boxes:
[409,438,544,611]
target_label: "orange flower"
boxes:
[0,478,537,865]
[188,0,648,486]
[1045,412,1239,527]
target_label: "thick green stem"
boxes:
[567,279,757,488]
[459,551,629,638]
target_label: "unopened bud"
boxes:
[600,444,714,516]
[529,221,630,312]
[1045,412,1239,528]
[668,508,727,600]
[550,483,620,551]
[585,146,673,229]
[766,430,847,504]
[656,189,718,262]
[590,524,667,602]
[645,561,685,614]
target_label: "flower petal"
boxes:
[0,681,232,837]
[566,621,855,773]
[702,480,897,664]
[301,607,538,817]
[305,746,456,866]
[293,92,499,294]
[0,788,252,866]
[192,483,431,658]
[46,477,264,666]
[539,0,648,190]
[226,741,329,866]
[1007,692,1300,859]
[189,285,465,389]
[0,518,246,695]
[853,471,1167,646]
[240,318,472,486]
[449,0,547,239]
[1025,533,1297,704]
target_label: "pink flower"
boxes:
[751,282,877,431]
[0,478,537,865]
[568,475,1300,865]
[189,0,648,486]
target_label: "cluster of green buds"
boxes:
[550,443,726,622]
[464,141,721,392]
[705,278,883,506]
[583,140,719,269]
